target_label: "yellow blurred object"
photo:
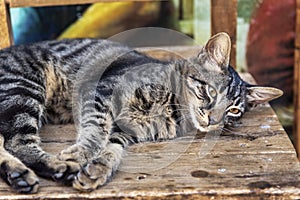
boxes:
[58,2,161,39]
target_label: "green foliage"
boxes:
[238,0,261,22]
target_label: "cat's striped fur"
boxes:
[0,33,282,193]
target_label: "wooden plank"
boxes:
[7,0,159,8]
[294,49,300,159]
[294,0,300,160]
[210,0,237,68]
[295,1,300,48]
[0,0,12,49]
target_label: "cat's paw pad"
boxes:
[73,163,112,192]
[1,162,39,193]
[48,159,81,185]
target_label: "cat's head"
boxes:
[180,32,283,132]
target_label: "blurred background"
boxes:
[10,0,295,141]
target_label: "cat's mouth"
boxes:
[190,110,224,133]
[196,124,224,133]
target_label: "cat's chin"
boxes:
[196,125,223,133]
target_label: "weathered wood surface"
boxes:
[211,0,237,69]
[0,73,298,199]
[0,0,12,49]
[294,0,300,160]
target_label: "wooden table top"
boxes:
[0,73,298,199]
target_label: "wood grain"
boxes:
[294,50,300,160]
[210,0,237,69]
[294,0,300,160]
[0,0,12,49]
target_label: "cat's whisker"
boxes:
[166,103,189,108]
[172,108,190,112]
[174,114,192,123]
[221,126,242,135]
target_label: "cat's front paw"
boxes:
[50,160,81,185]
[58,144,92,165]
[0,159,39,193]
[73,162,112,192]
[32,155,81,185]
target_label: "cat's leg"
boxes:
[58,89,128,191]
[59,131,127,191]
[0,97,80,192]
[5,132,80,183]
[72,129,138,191]
[58,123,125,191]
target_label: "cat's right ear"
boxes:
[203,32,231,68]
[246,86,283,106]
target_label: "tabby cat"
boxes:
[0,32,282,193]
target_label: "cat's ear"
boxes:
[246,86,283,105]
[204,32,231,67]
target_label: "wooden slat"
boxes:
[295,1,300,48]
[294,0,300,160]
[210,0,237,69]
[294,49,300,159]
[7,0,156,8]
[0,0,12,49]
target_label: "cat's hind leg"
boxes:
[0,96,80,191]
[3,116,81,185]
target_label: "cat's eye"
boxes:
[208,86,217,98]
[229,108,240,114]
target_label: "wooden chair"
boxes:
[0,0,299,199]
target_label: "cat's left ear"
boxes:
[204,32,231,67]
[246,86,283,105]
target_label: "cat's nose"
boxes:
[208,116,218,125]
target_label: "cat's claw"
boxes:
[72,163,112,192]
